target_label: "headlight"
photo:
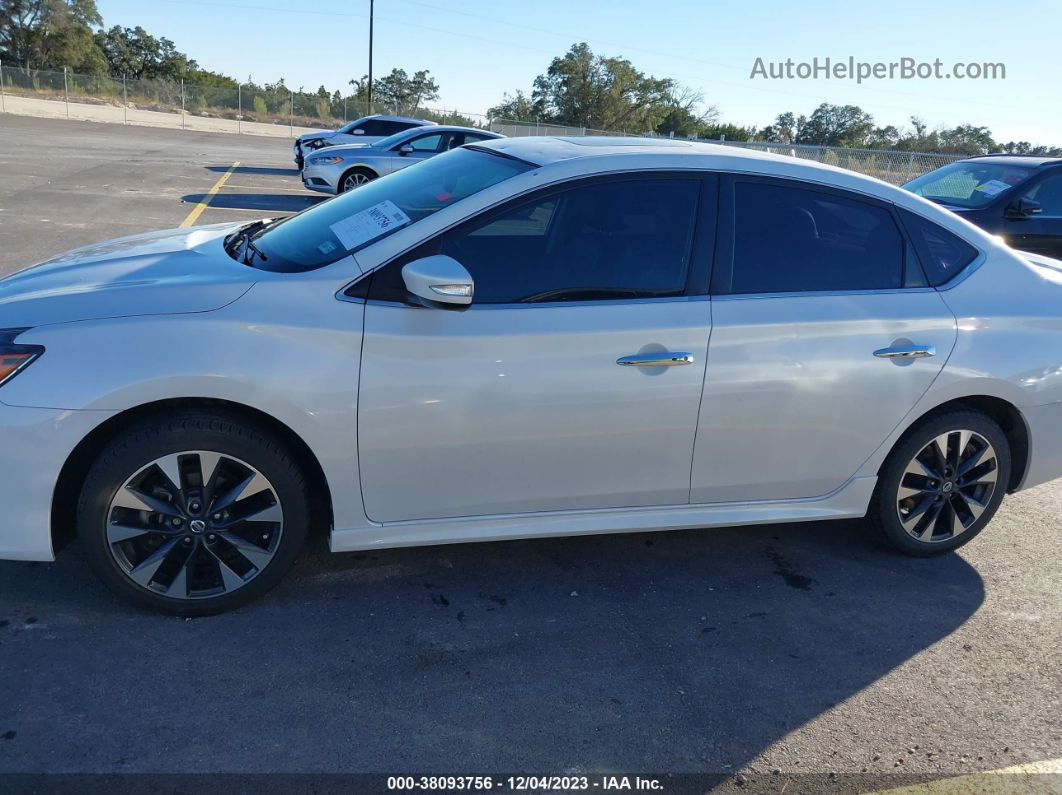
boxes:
[307,155,344,166]
[0,328,43,387]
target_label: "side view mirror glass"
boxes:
[1005,197,1042,219]
[401,255,474,310]
[398,144,415,155]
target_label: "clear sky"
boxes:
[97,0,1060,145]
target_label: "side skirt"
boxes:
[329,476,877,553]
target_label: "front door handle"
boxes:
[616,352,695,367]
[873,345,936,359]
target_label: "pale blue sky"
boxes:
[98,0,1060,145]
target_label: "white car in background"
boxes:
[293,114,435,168]
[3,137,1062,616]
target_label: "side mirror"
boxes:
[1005,198,1042,219]
[398,144,414,155]
[401,255,474,310]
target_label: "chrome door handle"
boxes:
[616,352,695,367]
[873,345,936,359]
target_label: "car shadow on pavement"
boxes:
[182,192,325,213]
[0,517,984,774]
[205,165,300,177]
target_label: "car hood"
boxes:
[0,222,258,328]
[296,131,332,145]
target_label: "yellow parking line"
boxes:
[873,758,1062,794]
[179,161,240,228]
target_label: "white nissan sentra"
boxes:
[3,137,1062,615]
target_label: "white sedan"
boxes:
[2,137,1062,615]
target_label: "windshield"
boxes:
[904,162,1033,209]
[250,147,535,272]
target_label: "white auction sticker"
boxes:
[975,179,1012,196]
[329,200,412,250]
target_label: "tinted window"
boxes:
[730,181,903,294]
[1022,173,1062,216]
[903,162,1033,209]
[358,119,416,137]
[900,209,979,286]
[251,148,534,272]
[406,133,444,152]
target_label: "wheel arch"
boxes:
[339,164,379,188]
[51,397,334,555]
[889,395,1030,493]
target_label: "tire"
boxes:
[78,412,311,616]
[339,167,376,193]
[869,410,1010,556]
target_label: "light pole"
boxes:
[367,0,374,114]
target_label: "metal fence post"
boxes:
[238,83,242,134]
[181,78,185,129]
[0,60,6,113]
[344,96,347,122]
[289,89,293,137]
[122,75,128,124]
[63,67,69,117]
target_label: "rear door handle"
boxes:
[873,345,936,359]
[616,352,695,367]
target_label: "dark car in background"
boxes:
[903,155,1062,258]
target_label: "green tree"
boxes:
[795,103,874,146]
[371,68,439,114]
[0,0,105,71]
[93,25,199,80]
[487,89,538,121]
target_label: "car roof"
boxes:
[959,155,1062,168]
[366,114,436,125]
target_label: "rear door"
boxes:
[357,173,717,523]
[691,176,957,503]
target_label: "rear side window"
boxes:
[729,181,903,294]
[900,209,979,286]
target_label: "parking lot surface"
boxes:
[0,116,1060,788]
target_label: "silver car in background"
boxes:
[293,114,435,168]
[301,125,503,194]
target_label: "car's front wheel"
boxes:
[340,167,376,193]
[78,412,311,615]
[870,410,1010,556]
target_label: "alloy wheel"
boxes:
[104,451,284,600]
[341,172,372,192]
[896,430,998,543]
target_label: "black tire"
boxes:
[78,412,311,616]
[339,167,377,193]
[869,410,1010,556]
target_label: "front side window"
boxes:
[904,162,1034,209]
[729,181,903,294]
[1021,172,1062,216]
[249,148,535,272]
[405,133,445,152]
[439,178,701,304]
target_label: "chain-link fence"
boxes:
[488,119,964,184]
[0,62,488,136]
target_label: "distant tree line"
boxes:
[1,3,1056,153]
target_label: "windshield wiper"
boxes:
[225,220,273,266]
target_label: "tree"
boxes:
[760,111,798,144]
[93,25,199,80]
[936,124,996,155]
[0,0,105,72]
[522,42,677,132]
[488,89,538,121]
[371,68,439,114]
[795,103,874,147]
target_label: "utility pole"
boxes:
[63,67,69,117]
[367,0,374,114]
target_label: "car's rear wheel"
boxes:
[78,412,310,616]
[870,410,1010,556]
[340,167,376,192]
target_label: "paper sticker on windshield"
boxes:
[975,179,1011,196]
[329,200,412,250]
[317,240,337,255]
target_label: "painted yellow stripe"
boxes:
[873,758,1062,794]
[179,161,240,228]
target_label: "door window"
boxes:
[1021,173,1062,217]
[899,209,979,286]
[727,181,904,294]
[441,178,701,303]
[403,133,445,153]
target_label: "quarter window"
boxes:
[900,209,979,286]
[730,181,903,294]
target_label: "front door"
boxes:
[358,174,716,523]
[691,177,957,503]
[1002,171,1062,258]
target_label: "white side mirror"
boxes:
[401,255,474,309]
